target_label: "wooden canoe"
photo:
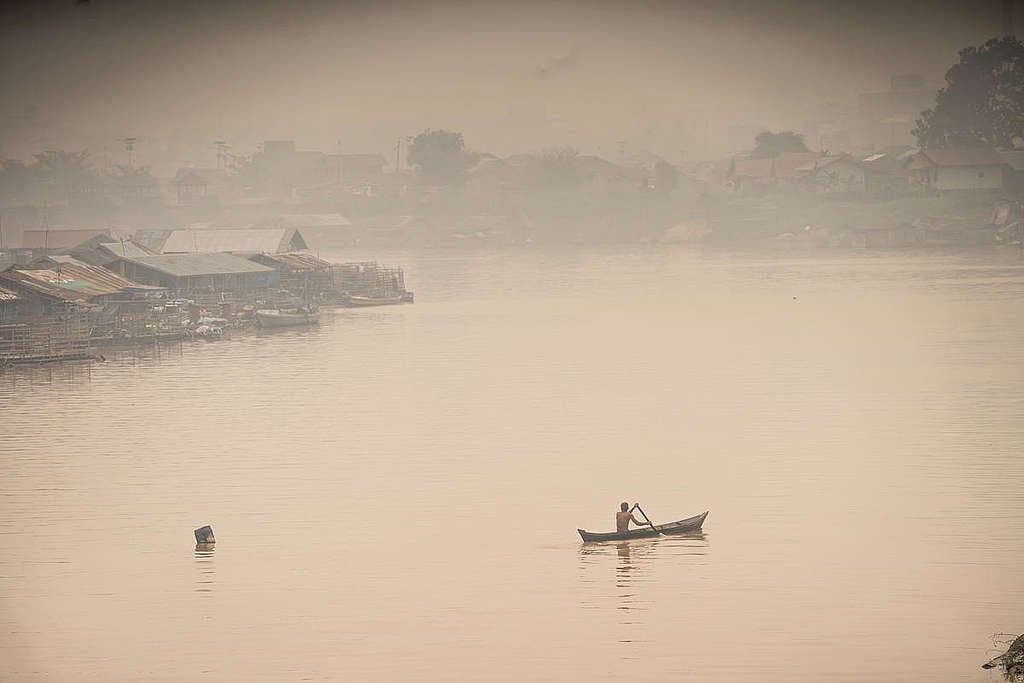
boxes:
[340,294,406,307]
[577,510,708,542]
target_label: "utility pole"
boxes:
[120,137,137,167]
[395,137,401,174]
[1004,0,1015,37]
[214,140,229,170]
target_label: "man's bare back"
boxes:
[616,503,645,533]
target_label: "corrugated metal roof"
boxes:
[256,252,333,271]
[118,253,277,277]
[0,260,160,300]
[0,286,20,302]
[96,240,154,258]
[160,228,306,254]
[133,229,172,252]
[921,147,1004,167]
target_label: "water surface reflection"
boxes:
[194,544,215,594]
[579,532,709,652]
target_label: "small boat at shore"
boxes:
[339,293,409,307]
[577,510,708,542]
[255,307,320,328]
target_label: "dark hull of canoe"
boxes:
[577,510,708,543]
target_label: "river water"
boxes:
[1,247,1022,682]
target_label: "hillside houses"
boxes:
[904,147,1006,192]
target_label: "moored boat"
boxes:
[339,293,407,307]
[255,307,320,328]
[577,510,708,542]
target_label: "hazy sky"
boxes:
[0,0,1016,162]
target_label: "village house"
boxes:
[339,153,387,190]
[248,140,339,199]
[0,257,165,317]
[727,152,820,193]
[248,252,335,295]
[0,286,19,323]
[860,149,914,197]
[996,149,1024,199]
[170,167,233,206]
[799,155,866,196]
[71,238,155,267]
[109,253,279,294]
[905,147,1005,192]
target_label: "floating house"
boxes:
[0,286,19,323]
[0,257,165,316]
[248,252,335,294]
[110,253,279,293]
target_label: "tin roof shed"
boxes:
[116,253,277,277]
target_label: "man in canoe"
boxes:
[616,502,647,533]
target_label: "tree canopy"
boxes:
[407,129,477,186]
[913,36,1024,148]
[31,149,99,203]
[535,147,582,192]
[751,131,809,158]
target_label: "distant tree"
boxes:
[407,129,477,186]
[32,149,98,204]
[751,131,809,158]
[107,164,159,200]
[913,36,1024,148]
[0,159,40,205]
[536,147,582,192]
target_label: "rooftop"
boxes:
[920,147,1005,167]
[253,252,333,271]
[0,259,161,301]
[117,253,277,278]
[160,228,307,254]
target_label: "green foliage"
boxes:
[31,149,99,203]
[752,131,809,158]
[407,129,477,186]
[914,36,1024,148]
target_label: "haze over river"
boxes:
[2,247,1022,682]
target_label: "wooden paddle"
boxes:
[632,504,661,535]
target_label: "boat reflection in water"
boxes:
[194,543,215,594]
[579,531,709,651]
